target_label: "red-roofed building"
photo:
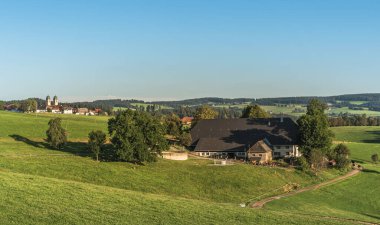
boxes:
[180,117,193,125]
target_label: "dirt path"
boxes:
[250,169,360,208]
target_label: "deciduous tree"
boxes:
[46,118,67,149]
[194,105,218,120]
[88,130,107,161]
[241,105,270,118]
[20,99,37,113]
[179,133,192,147]
[108,110,168,163]
[297,99,334,157]
[164,114,182,137]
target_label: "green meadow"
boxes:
[215,103,380,117]
[0,111,378,224]
[266,126,380,224]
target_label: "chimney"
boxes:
[280,114,284,123]
[268,121,271,126]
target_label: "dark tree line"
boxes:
[329,114,380,127]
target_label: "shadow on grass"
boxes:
[9,134,136,163]
[362,213,380,221]
[351,159,365,164]
[360,131,380,143]
[362,168,380,174]
[9,134,91,156]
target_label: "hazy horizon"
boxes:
[3,92,380,103]
[1,0,380,101]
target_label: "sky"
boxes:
[1,0,380,102]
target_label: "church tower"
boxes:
[46,95,51,106]
[53,95,58,106]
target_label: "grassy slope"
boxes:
[266,126,380,224]
[0,111,374,224]
[332,126,380,144]
[0,111,334,204]
[0,112,108,141]
[0,170,352,225]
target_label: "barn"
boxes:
[190,117,301,162]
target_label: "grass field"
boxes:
[328,107,380,116]
[331,126,380,144]
[0,111,378,224]
[215,103,380,117]
[265,126,380,224]
[0,111,352,224]
[0,171,350,225]
[336,101,369,105]
[0,111,338,203]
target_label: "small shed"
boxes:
[162,151,188,161]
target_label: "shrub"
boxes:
[335,155,351,170]
[332,144,351,169]
[371,153,379,163]
[308,149,326,172]
[296,156,310,171]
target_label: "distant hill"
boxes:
[150,93,380,107]
[4,93,380,111]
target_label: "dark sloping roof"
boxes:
[194,138,246,152]
[191,118,299,152]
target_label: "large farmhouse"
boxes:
[190,117,301,163]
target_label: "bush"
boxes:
[308,149,326,172]
[276,159,289,167]
[371,153,379,163]
[335,155,351,170]
[332,144,351,169]
[296,156,310,171]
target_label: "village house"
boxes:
[63,107,74,114]
[74,108,89,115]
[180,116,194,130]
[180,117,193,125]
[190,117,301,163]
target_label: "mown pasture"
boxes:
[0,111,377,224]
[266,126,380,224]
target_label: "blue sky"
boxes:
[1,0,379,102]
